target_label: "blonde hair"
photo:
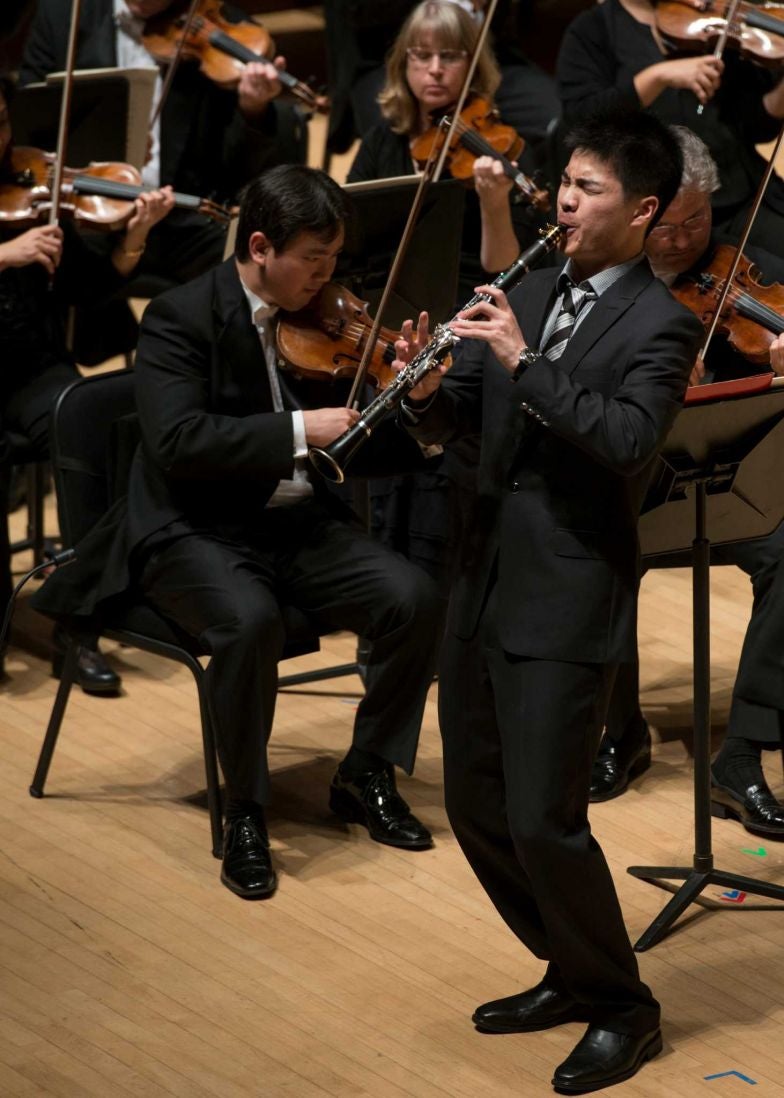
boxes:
[378,1,502,135]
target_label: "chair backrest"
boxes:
[49,369,136,547]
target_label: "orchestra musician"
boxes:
[0,75,175,688]
[19,0,306,287]
[556,0,784,258]
[347,0,550,599]
[348,0,549,303]
[395,108,703,1093]
[29,164,441,900]
[592,126,784,840]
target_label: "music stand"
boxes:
[12,68,155,169]
[340,176,465,326]
[628,384,784,950]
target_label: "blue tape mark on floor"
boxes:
[719,890,747,903]
[704,1070,757,1084]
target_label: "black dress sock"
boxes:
[713,736,767,789]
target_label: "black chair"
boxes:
[28,370,354,857]
[4,432,48,564]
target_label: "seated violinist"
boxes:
[347,0,550,303]
[0,75,175,687]
[30,164,442,899]
[20,0,305,287]
[593,125,784,840]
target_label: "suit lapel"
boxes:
[556,260,654,377]
[213,259,275,409]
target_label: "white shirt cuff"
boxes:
[292,410,307,459]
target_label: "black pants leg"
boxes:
[439,592,660,1037]
[140,505,439,804]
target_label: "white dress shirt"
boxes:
[239,275,314,506]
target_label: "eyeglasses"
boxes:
[649,209,710,243]
[405,47,468,67]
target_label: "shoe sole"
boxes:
[552,1031,663,1094]
[473,1009,591,1034]
[329,788,433,850]
[711,797,784,839]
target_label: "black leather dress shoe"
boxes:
[473,981,590,1033]
[711,774,784,838]
[552,1025,662,1093]
[590,724,652,803]
[220,816,277,899]
[52,639,122,696]
[329,766,433,849]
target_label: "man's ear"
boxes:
[248,231,271,266]
[632,195,659,232]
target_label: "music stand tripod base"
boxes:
[628,390,784,951]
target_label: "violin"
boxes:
[672,243,784,363]
[655,0,784,69]
[0,146,232,230]
[409,96,550,211]
[277,283,402,391]
[142,0,329,115]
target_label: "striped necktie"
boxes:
[541,282,596,361]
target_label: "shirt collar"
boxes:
[558,253,644,299]
[114,0,144,39]
[239,274,279,327]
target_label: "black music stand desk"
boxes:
[629,382,784,950]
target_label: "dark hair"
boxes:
[235,164,350,260]
[564,108,683,232]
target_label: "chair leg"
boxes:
[30,463,46,566]
[194,671,224,858]
[29,640,78,797]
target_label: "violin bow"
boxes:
[344,118,450,409]
[149,0,202,129]
[696,0,742,115]
[433,0,500,181]
[344,0,500,407]
[699,117,784,360]
[48,0,84,228]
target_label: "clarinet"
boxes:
[308,223,565,484]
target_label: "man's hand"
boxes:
[688,354,706,387]
[302,407,360,447]
[237,57,284,118]
[124,185,175,240]
[0,224,63,275]
[770,333,784,375]
[450,284,526,372]
[392,310,446,402]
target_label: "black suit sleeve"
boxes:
[510,309,703,476]
[135,295,297,484]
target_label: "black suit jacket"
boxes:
[409,259,703,663]
[19,0,302,201]
[31,259,422,620]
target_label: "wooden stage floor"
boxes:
[1,500,783,1096]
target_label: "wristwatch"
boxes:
[510,346,540,381]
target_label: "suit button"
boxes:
[510,480,520,493]
[520,401,529,411]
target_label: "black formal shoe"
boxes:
[329,765,433,849]
[473,981,590,1034]
[590,723,652,803]
[52,641,122,695]
[220,816,277,899]
[710,773,784,838]
[552,1025,663,1093]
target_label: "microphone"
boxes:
[0,548,77,661]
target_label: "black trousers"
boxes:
[139,500,440,804]
[607,523,784,748]
[439,583,660,1037]
[1,361,79,618]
